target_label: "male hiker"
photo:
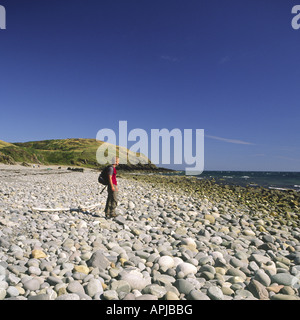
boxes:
[104,156,119,218]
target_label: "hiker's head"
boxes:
[111,156,119,166]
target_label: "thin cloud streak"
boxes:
[206,134,255,145]
[160,55,179,62]
[275,155,300,162]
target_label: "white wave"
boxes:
[269,187,289,191]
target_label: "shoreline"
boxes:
[121,171,300,218]
[1,162,299,191]
[0,164,300,300]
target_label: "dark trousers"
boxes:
[105,185,118,215]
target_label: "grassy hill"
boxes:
[0,140,15,148]
[0,140,36,165]
[0,138,157,170]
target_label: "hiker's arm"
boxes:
[108,175,115,191]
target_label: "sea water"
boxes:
[160,171,300,191]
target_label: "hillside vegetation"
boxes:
[0,138,157,170]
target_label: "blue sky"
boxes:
[0,0,300,171]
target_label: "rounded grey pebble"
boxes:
[56,293,80,300]
[23,279,41,291]
[207,286,224,300]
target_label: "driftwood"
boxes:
[78,203,102,211]
[32,202,102,212]
[31,207,70,212]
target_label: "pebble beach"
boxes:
[0,164,300,300]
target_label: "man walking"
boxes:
[104,156,119,218]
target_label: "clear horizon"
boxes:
[1,1,300,172]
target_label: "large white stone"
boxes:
[176,262,197,277]
[119,270,150,291]
[158,256,175,271]
[181,237,197,249]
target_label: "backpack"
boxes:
[98,165,113,185]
